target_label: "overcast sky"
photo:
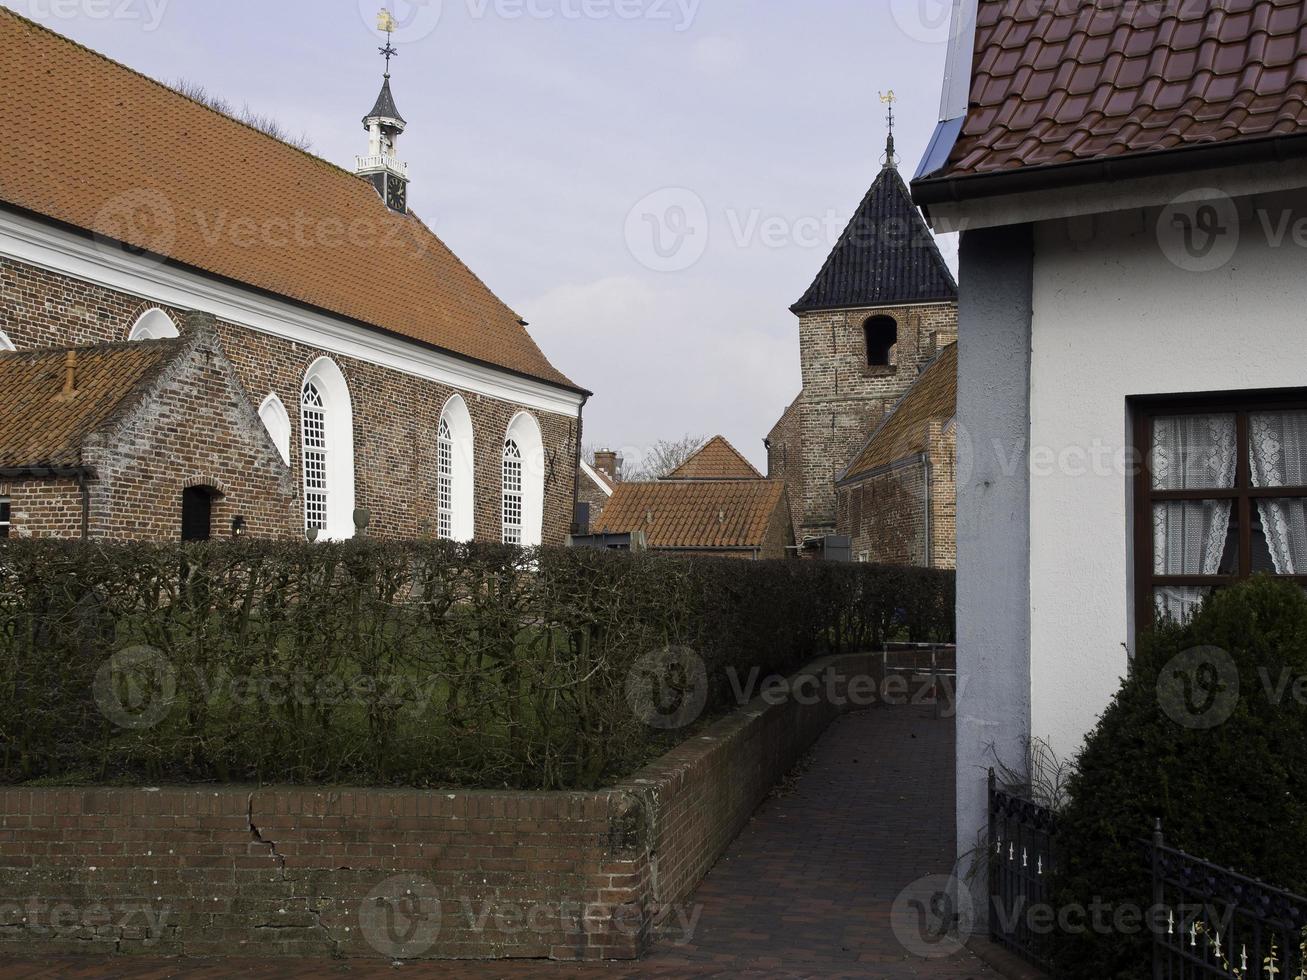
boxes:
[10,0,959,469]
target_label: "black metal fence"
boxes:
[1149,823,1307,979]
[987,769,1058,970]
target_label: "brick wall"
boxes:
[0,652,881,962]
[76,315,299,541]
[793,301,957,542]
[765,397,802,547]
[3,477,84,539]
[0,256,580,545]
[834,424,956,569]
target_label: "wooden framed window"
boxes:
[1134,392,1307,629]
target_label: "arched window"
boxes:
[503,412,545,547]
[258,393,291,466]
[300,358,355,540]
[864,315,898,367]
[0,330,14,352]
[502,439,523,545]
[437,394,475,541]
[128,308,179,341]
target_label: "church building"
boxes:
[766,119,958,567]
[0,10,587,543]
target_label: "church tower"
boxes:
[356,10,410,214]
[767,94,958,546]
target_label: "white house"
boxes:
[912,0,1307,879]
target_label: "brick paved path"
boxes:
[0,706,1010,979]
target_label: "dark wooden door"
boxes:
[181,487,213,542]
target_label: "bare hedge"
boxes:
[0,541,954,790]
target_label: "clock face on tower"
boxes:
[386,174,407,213]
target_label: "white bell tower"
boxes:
[355,9,410,214]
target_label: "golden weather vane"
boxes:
[377,8,399,77]
[879,90,898,168]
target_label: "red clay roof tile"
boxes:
[594,480,787,551]
[0,340,180,470]
[664,436,764,481]
[919,0,1307,186]
[0,9,579,392]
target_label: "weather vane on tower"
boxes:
[377,8,399,79]
[880,90,898,169]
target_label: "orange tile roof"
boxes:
[665,436,764,480]
[840,343,956,482]
[0,340,181,470]
[594,480,787,550]
[0,9,580,393]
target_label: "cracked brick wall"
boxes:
[0,653,882,962]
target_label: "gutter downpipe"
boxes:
[923,453,932,569]
[571,393,591,537]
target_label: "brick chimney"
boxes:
[594,450,620,483]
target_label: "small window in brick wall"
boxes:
[864,315,898,368]
[0,498,10,538]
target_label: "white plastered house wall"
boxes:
[1028,190,1307,758]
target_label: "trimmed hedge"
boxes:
[0,540,953,790]
[1051,577,1307,980]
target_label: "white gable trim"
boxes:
[0,208,585,418]
[579,458,614,497]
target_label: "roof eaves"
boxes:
[1,202,593,400]
[913,131,1307,208]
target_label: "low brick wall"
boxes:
[0,652,880,961]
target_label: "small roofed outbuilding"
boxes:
[592,479,792,560]
[835,343,957,569]
[0,312,296,541]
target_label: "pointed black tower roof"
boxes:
[791,156,957,315]
[364,76,405,127]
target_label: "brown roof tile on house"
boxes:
[665,436,764,481]
[840,343,956,482]
[594,480,787,551]
[0,9,580,392]
[0,340,181,470]
[916,0,1307,191]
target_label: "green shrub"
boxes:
[1051,577,1307,980]
[0,539,953,790]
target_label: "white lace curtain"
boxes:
[1151,414,1237,623]
[1249,411,1307,575]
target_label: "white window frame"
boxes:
[503,411,545,547]
[0,496,11,538]
[258,392,292,466]
[127,308,179,341]
[437,394,475,541]
[502,438,524,546]
[300,357,356,540]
